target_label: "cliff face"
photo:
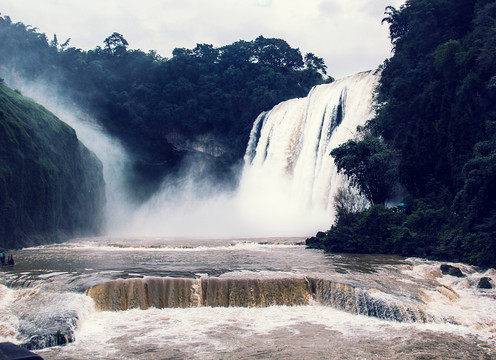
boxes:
[165,132,228,157]
[0,81,105,249]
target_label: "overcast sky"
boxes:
[1,0,405,79]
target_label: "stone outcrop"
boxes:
[478,277,493,289]
[440,264,465,278]
[165,132,227,157]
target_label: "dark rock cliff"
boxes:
[0,81,105,249]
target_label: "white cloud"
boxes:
[1,0,405,78]
[319,1,343,16]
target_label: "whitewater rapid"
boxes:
[0,237,495,359]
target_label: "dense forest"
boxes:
[0,80,105,249]
[0,17,330,199]
[310,0,496,268]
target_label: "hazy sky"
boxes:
[1,0,405,78]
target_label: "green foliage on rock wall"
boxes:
[0,82,105,249]
[330,134,397,205]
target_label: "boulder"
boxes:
[0,342,43,360]
[478,277,493,289]
[440,264,465,277]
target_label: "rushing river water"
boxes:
[0,236,495,359]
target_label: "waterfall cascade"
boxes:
[85,275,430,323]
[236,71,378,234]
[122,71,379,237]
[4,69,378,240]
[4,70,376,239]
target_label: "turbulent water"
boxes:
[0,237,495,359]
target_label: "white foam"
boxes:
[403,260,496,340]
[38,304,495,360]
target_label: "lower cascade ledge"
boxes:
[84,276,432,323]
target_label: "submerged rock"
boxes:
[440,264,465,278]
[20,313,78,351]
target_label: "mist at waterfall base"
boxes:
[4,71,374,238]
[115,72,377,238]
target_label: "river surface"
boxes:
[1,236,495,359]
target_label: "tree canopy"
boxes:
[103,32,129,55]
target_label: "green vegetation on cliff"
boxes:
[311,0,496,268]
[0,80,105,249]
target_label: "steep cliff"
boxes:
[0,81,105,248]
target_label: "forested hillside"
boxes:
[0,16,330,198]
[0,80,105,249]
[311,0,496,268]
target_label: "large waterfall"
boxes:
[235,71,378,235]
[123,71,378,237]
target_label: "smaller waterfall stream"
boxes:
[0,75,135,233]
[84,275,430,323]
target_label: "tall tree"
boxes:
[330,135,397,205]
[103,32,128,55]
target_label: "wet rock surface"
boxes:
[440,264,465,277]
[478,277,493,289]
